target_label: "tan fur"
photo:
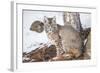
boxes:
[59,25,82,59]
[44,17,64,56]
[30,17,83,60]
[44,16,82,59]
[51,55,65,61]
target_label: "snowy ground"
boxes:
[23,10,91,52]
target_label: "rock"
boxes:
[28,46,48,61]
[22,44,56,62]
[44,45,56,61]
[23,52,27,57]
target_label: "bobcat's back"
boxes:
[59,25,82,58]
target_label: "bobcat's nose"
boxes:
[49,27,52,31]
[49,29,52,32]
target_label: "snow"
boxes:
[23,30,49,52]
[80,13,91,28]
[23,10,91,52]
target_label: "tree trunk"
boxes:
[63,12,83,32]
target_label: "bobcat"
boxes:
[44,16,83,59]
[30,16,83,60]
[44,16,64,56]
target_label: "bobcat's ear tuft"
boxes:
[44,16,47,23]
[52,16,56,23]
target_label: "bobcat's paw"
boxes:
[50,55,64,61]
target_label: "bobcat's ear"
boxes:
[52,16,56,23]
[44,16,47,23]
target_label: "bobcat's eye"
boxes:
[53,26,57,29]
[44,20,49,24]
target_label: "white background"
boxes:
[0,0,100,73]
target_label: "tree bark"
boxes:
[63,12,83,32]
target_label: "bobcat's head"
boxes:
[44,16,58,33]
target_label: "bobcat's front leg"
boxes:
[56,44,64,56]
